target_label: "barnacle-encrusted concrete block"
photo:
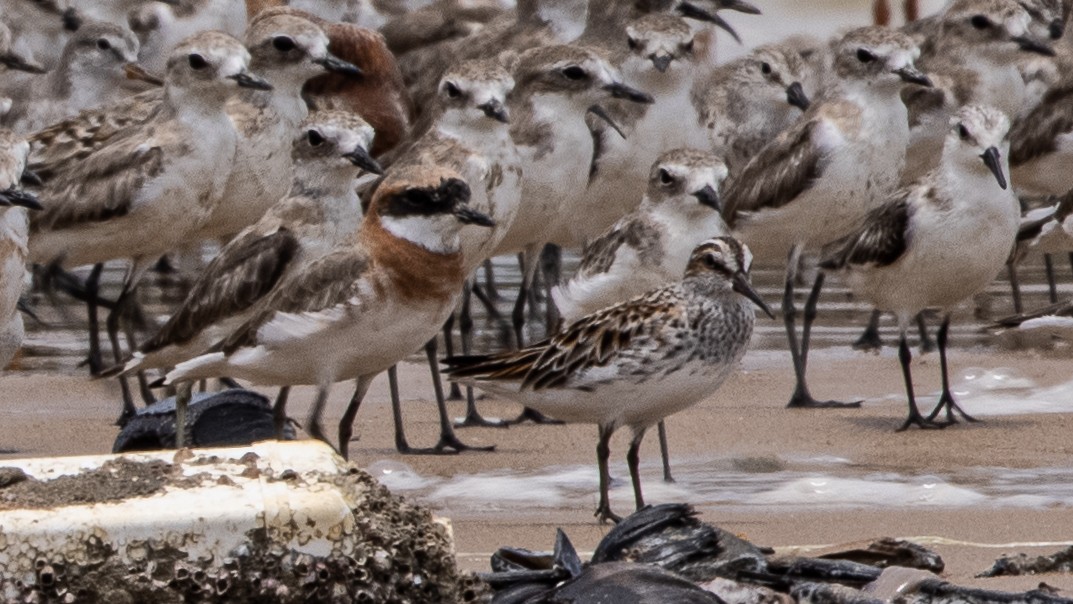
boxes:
[0,441,463,603]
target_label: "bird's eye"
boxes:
[188,53,208,70]
[627,36,639,50]
[704,254,720,269]
[444,81,462,98]
[957,123,971,140]
[970,15,991,29]
[856,48,876,63]
[273,36,296,52]
[681,39,694,53]
[561,65,587,80]
[96,38,111,51]
[307,129,325,146]
[760,61,772,75]
[659,168,674,185]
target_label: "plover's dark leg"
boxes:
[272,386,290,438]
[595,423,621,524]
[927,315,980,425]
[84,263,104,375]
[896,333,944,431]
[305,384,331,445]
[1045,254,1059,303]
[174,381,193,449]
[657,421,674,483]
[787,252,861,408]
[511,251,535,348]
[387,366,417,453]
[338,375,374,460]
[454,284,507,429]
[626,428,647,511]
[1007,262,1024,314]
[107,283,138,425]
[442,312,463,400]
[541,243,562,333]
[423,339,496,454]
[483,257,500,300]
[853,309,883,352]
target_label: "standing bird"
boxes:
[0,130,42,370]
[552,148,729,483]
[163,167,494,452]
[26,32,272,420]
[446,237,772,523]
[721,26,931,409]
[820,104,1018,430]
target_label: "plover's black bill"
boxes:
[343,147,383,175]
[1012,35,1056,56]
[314,55,364,77]
[786,81,810,110]
[0,187,43,211]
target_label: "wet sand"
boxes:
[4,343,1073,593]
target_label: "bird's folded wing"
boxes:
[820,193,912,270]
[1009,82,1073,166]
[140,228,301,354]
[721,118,823,225]
[219,246,372,353]
[30,131,166,232]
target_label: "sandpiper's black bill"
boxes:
[314,55,363,77]
[20,169,43,187]
[893,65,932,87]
[786,81,810,110]
[478,99,510,123]
[732,272,775,318]
[650,54,673,73]
[588,104,627,140]
[603,82,654,104]
[343,147,383,175]
[229,72,273,90]
[455,206,495,227]
[1012,35,1056,56]
[0,53,46,74]
[981,146,1007,190]
[0,187,43,211]
[693,185,721,212]
[677,1,744,44]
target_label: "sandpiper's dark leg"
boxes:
[873,0,891,25]
[1068,252,1073,279]
[174,381,193,448]
[657,421,674,483]
[926,315,980,425]
[273,386,290,438]
[442,313,463,400]
[626,428,647,511]
[470,279,501,319]
[121,318,155,405]
[595,424,620,524]
[853,309,883,352]
[483,258,500,300]
[786,254,861,409]
[305,384,331,444]
[904,0,918,21]
[915,312,935,354]
[338,375,374,460]
[108,285,138,425]
[85,263,104,375]
[512,253,530,348]
[1007,262,1024,314]
[1045,254,1059,303]
[896,333,944,431]
[454,285,507,429]
[422,339,495,454]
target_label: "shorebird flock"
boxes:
[2,0,1072,521]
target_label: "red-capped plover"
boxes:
[821,104,1018,430]
[446,236,771,523]
[722,26,931,410]
[163,166,494,453]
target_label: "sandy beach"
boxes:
[5,340,1073,593]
